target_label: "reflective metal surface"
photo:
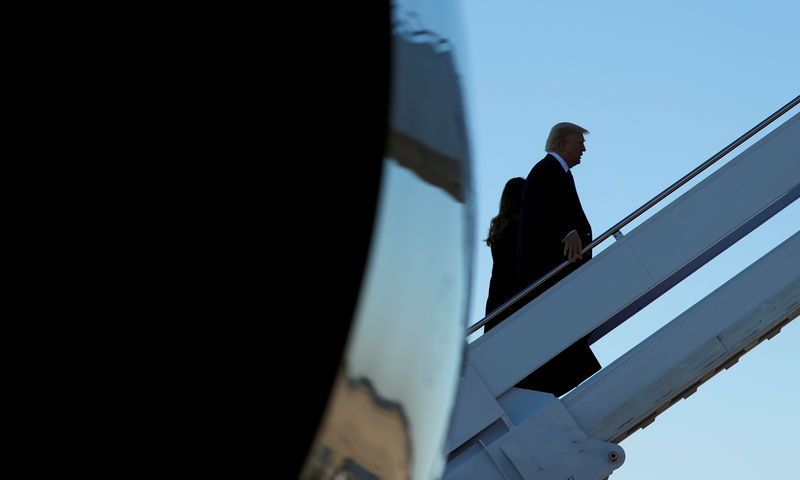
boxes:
[301,1,473,478]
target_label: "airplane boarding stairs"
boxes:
[444,105,800,480]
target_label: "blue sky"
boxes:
[458,1,799,478]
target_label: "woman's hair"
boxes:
[485,177,525,246]
[545,122,589,152]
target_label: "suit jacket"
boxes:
[513,154,599,396]
[516,154,592,293]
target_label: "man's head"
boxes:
[545,122,588,168]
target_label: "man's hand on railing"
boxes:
[563,230,584,262]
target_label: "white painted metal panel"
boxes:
[445,363,506,453]
[562,231,800,442]
[445,390,626,480]
[626,113,800,281]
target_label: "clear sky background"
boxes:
[458,1,799,478]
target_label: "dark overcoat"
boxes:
[513,154,600,396]
[484,218,520,331]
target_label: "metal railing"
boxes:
[468,94,800,336]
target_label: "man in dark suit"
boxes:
[513,122,601,396]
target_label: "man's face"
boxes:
[559,133,586,168]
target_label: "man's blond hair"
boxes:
[545,122,589,152]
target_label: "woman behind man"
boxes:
[484,177,525,331]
